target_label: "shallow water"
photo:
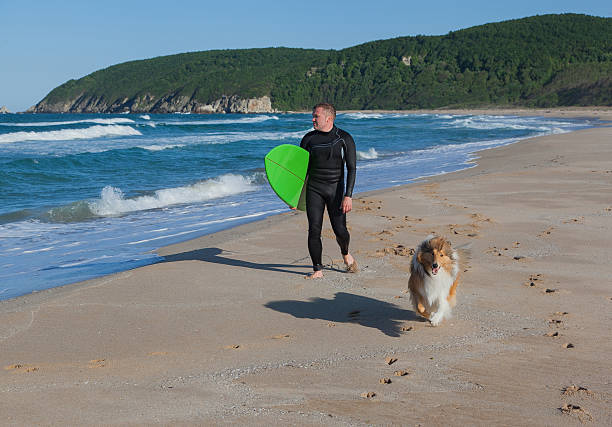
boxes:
[0,112,596,300]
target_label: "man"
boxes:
[299,103,357,279]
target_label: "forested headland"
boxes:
[30,14,612,113]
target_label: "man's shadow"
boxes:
[265,292,424,337]
[161,247,311,276]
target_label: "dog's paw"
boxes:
[429,313,443,326]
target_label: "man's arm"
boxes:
[344,133,356,198]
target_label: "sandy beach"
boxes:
[1,109,611,425]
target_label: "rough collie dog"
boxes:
[408,236,459,326]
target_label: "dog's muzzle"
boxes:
[432,263,440,275]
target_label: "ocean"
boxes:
[0,112,596,300]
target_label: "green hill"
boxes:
[31,13,612,113]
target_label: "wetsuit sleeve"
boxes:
[344,134,356,197]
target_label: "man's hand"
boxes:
[341,196,352,214]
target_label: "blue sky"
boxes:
[1,1,610,112]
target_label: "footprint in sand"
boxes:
[374,244,414,258]
[385,357,398,365]
[88,359,106,368]
[545,331,561,337]
[271,334,291,340]
[486,246,505,257]
[4,364,39,373]
[394,369,409,376]
[401,326,413,332]
[562,343,575,349]
[366,230,393,243]
[562,385,595,397]
[537,227,555,237]
[524,274,543,288]
[361,391,376,398]
[223,344,241,350]
[449,223,478,237]
[559,403,593,422]
[470,213,493,224]
[562,217,585,224]
[379,377,392,384]
[356,199,383,212]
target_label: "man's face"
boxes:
[312,107,332,131]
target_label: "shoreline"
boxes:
[293,106,612,121]
[1,107,609,306]
[1,112,611,424]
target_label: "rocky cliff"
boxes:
[27,94,274,114]
[0,105,10,113]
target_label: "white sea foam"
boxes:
[445,115,573,132]
[140,115,151,120]
[0,118,135,127]
[164,115,279,126]
[341,112,407,120]
[0,125,142,143]
[357,147,379,160]
[89,174,258,216]
[138,144,186,151]
[342,112,384,120]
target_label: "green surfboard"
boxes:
[265,144,309,211]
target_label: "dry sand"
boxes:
[1,110,611,425]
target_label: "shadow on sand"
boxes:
[265,292,424,337]
[161,247,311,276]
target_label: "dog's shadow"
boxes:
[265,292,424,337]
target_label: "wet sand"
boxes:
[1,109,611,425]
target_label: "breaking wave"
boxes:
[357,147,379,160]
[89,173,260,217]
[163,115,279,126]
[342,112,406,120]
[0,125,142,143]
[0,118,135,127]
[445,116,571,132]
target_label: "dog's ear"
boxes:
[431,236,452,253]
[441,237,452,253]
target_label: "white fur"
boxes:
[410,237,459,326]
[419,270,454,326]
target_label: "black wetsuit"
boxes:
[300,125,356,271]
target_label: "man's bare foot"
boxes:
[305,270,324,279]
[343,253,354,266]
[343,253,358,273]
